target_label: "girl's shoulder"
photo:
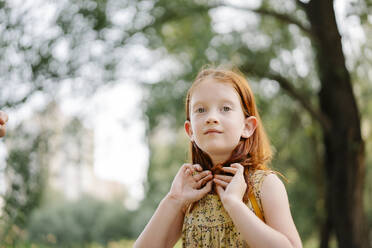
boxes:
[250,169,276,192]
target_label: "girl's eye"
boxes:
[197,107,205,113]
[222,106,231,112]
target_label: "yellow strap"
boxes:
[249,191,264,222]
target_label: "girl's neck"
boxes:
[209,151,230,166]
[210,154,230,167]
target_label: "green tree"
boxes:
[0,0,142,109]
[28,195,135,247]
[0,124,49,246]
[0,0,145,243]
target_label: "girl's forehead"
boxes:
[190,79,240,101]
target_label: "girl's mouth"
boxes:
[204,129,222,135]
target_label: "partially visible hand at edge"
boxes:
[0,111,8,138]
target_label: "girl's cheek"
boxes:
[194,119,203,127]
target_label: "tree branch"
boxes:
[241,66,331,131]
[220,4,313,37]
[295,0,308,10]
[267,73,330,130]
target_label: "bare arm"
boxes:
[134,164,213,248]
[223,174,302,248]
[165,203,187,248]
[134,194,184,248]
[214,164,302,248]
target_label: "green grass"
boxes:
[6,239,183,248]
[6,238,338,248]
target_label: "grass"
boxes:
[7,237,335,248]
[4,239,183,248]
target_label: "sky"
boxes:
[61,83,149,206]
[89,84,148,201]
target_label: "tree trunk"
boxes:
[320,190,332,248]
[304,0,370,247]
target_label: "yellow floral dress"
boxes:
[181,170,273,248]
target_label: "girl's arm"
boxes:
[223,174,302,248]
[214,164,302,248]
[134,164,213,248]
[134,194,185,248]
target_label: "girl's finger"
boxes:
[186,168,196,177]
[195,181,213,200]
[214,174,232,183]
[193,164,203,172]
[182,164,195,175]
[182,163,191,172]
[196,174,213,188]
[213,178,228,188]
[231,163,244,174]
[193,170,211,181]
[215,184,224,197]
[221,166,238,175]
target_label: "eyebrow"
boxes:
[191,99,237,107]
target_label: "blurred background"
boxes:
[0,0,371,247]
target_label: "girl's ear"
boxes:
[184,120,194,141]
[242,116,257,138]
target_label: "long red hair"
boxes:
[185,65,273,203]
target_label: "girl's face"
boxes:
[185,79,257,165]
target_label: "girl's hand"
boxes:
[0,111,8,138]
[214,163,247,205]
[168,163,213,210]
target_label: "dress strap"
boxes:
[249,169,277,222]
[249,190,264,222]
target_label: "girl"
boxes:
[135,66,302,248]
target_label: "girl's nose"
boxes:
[206,112,219,124]
[206,118,218,124]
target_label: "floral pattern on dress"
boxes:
[182,170,273,248]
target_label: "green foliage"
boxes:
[77,0,110,32]
[27,196,135,247]
[0,103,123,245]
[5,239,137,248]
[0,124,49,245]
[0,0,136,109]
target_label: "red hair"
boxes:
[185,65,273,203]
